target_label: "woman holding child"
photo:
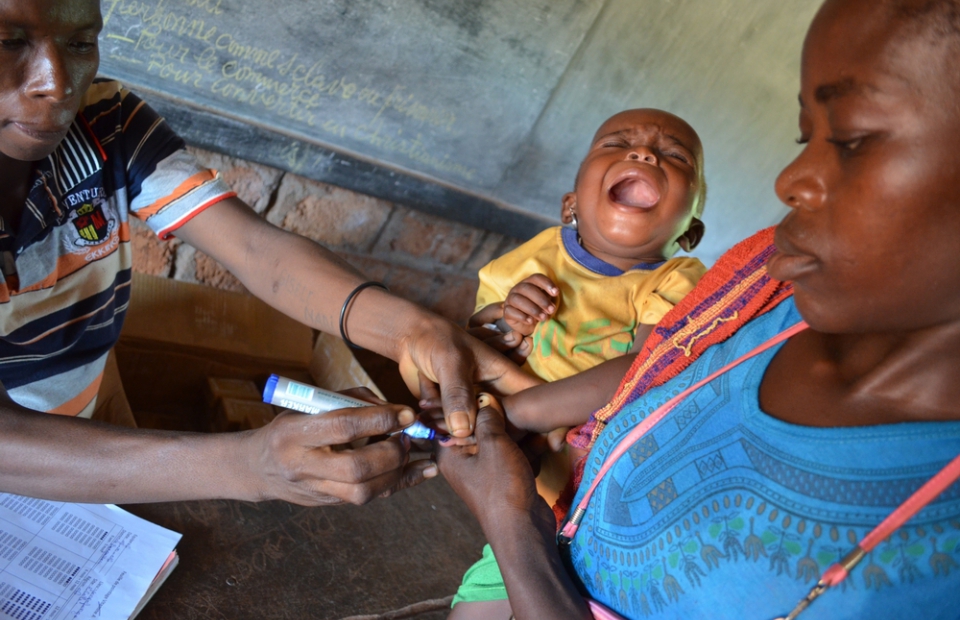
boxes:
[439,0,960,618]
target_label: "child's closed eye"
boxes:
[599,139,629,149]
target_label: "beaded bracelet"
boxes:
[338,281,389,349]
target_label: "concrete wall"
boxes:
[131,147,523,325]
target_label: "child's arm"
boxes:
[502,353,637,433]
[629,324,655,353]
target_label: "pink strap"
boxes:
[861,452,960,551]
[588,599,627,620]
[560,321,808,540]
[819,451,960,589]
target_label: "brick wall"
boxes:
[131,147,525,325]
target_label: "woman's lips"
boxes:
[769,230,819,281]
[608,177,660,209]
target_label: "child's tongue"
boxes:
[609,178,659,208]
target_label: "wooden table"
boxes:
[125,478,485,620]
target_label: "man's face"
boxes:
[0,0,101,162]
[769,0,960,334]
[567,109,703,265]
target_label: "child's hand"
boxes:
[503,274,559,336]
[467,304,533,365]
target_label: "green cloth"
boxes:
[451,544,508,606]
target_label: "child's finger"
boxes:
[506,282,557,320]
[478,330,526,353]
[468,302,505,328]
[520,273,559,297]
[507,336,533,365]
[546,426,569,452]
[503,305,539,336]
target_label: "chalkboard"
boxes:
[100,0,821,262]
[99,0,604,238]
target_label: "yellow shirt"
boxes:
[475,227,705,382]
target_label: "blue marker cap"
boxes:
[262,374,279,404]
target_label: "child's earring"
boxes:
[677,218,706,252]
[561,192,578,230]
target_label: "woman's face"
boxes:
[769,0,960,335]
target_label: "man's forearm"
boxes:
[0,407,255,504]
[243,230,429,363]
[180,201,429,363]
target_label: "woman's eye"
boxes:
[0,38,26,50]
[827,136,865,153]
[667,151,690,164]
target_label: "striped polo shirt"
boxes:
[0,79,235,418]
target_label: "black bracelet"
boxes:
[338,281,389,349]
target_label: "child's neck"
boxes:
[577,234,671,271]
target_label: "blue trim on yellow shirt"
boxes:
[561,227,666,275]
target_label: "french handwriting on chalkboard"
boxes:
[102,0,475,181]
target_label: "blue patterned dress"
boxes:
[567,298,960,619]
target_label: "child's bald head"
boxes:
[888,0,960,41]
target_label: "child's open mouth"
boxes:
[608,178,660,209]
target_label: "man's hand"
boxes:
[242,404,437,506]
[176,199,536,440]
[395,314,540,438]
[503,274,558,336]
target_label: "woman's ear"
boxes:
[560,192,577,224]
[677,218,706,252]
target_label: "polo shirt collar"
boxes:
[17,117,104,254]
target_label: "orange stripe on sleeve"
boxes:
[157,191,236,240]
[48,371,104,416]
[135,169,220,220]
[121,100,146,133]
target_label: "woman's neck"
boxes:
[760,321,960,426]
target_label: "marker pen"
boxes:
[262,374,436,440]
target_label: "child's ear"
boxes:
[560,192,577,224]
[677,218,705,252]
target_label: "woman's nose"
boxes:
[627,148,657,165]
[775,148,826,211]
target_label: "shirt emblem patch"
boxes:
[70,202,116,247]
